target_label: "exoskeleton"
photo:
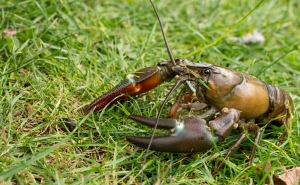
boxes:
[83,0,294,175]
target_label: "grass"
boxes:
[0,0,299,184]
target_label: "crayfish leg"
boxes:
[167,92,210,118]
[212,132,246,176]
[213,119,262,176]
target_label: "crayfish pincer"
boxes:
[126,107,240,153]
[83,0,294,176]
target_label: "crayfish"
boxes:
[83,0,294,175]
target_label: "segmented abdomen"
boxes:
[263,83,294,126]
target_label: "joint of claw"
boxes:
[234,123,239,129]
[222,107,229,113]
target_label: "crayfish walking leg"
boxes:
[212,120,262,176]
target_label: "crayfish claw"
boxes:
[127,116,218,153]
[84,65,175,114]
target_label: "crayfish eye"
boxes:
[204,68,211,75]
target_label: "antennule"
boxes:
[149,0,176,66]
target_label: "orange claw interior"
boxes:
[83,66,172,114]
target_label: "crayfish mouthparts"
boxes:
[126,108,240,153]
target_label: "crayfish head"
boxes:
[197,66,244,100]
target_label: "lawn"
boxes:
[0,0,299,184]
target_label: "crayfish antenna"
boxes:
[149,0,176,66]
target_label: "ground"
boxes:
[0,0,299,184]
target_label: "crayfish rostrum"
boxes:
[83,0,294,176]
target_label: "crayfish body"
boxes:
[84,59,294,174]
[83,0,294,176]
